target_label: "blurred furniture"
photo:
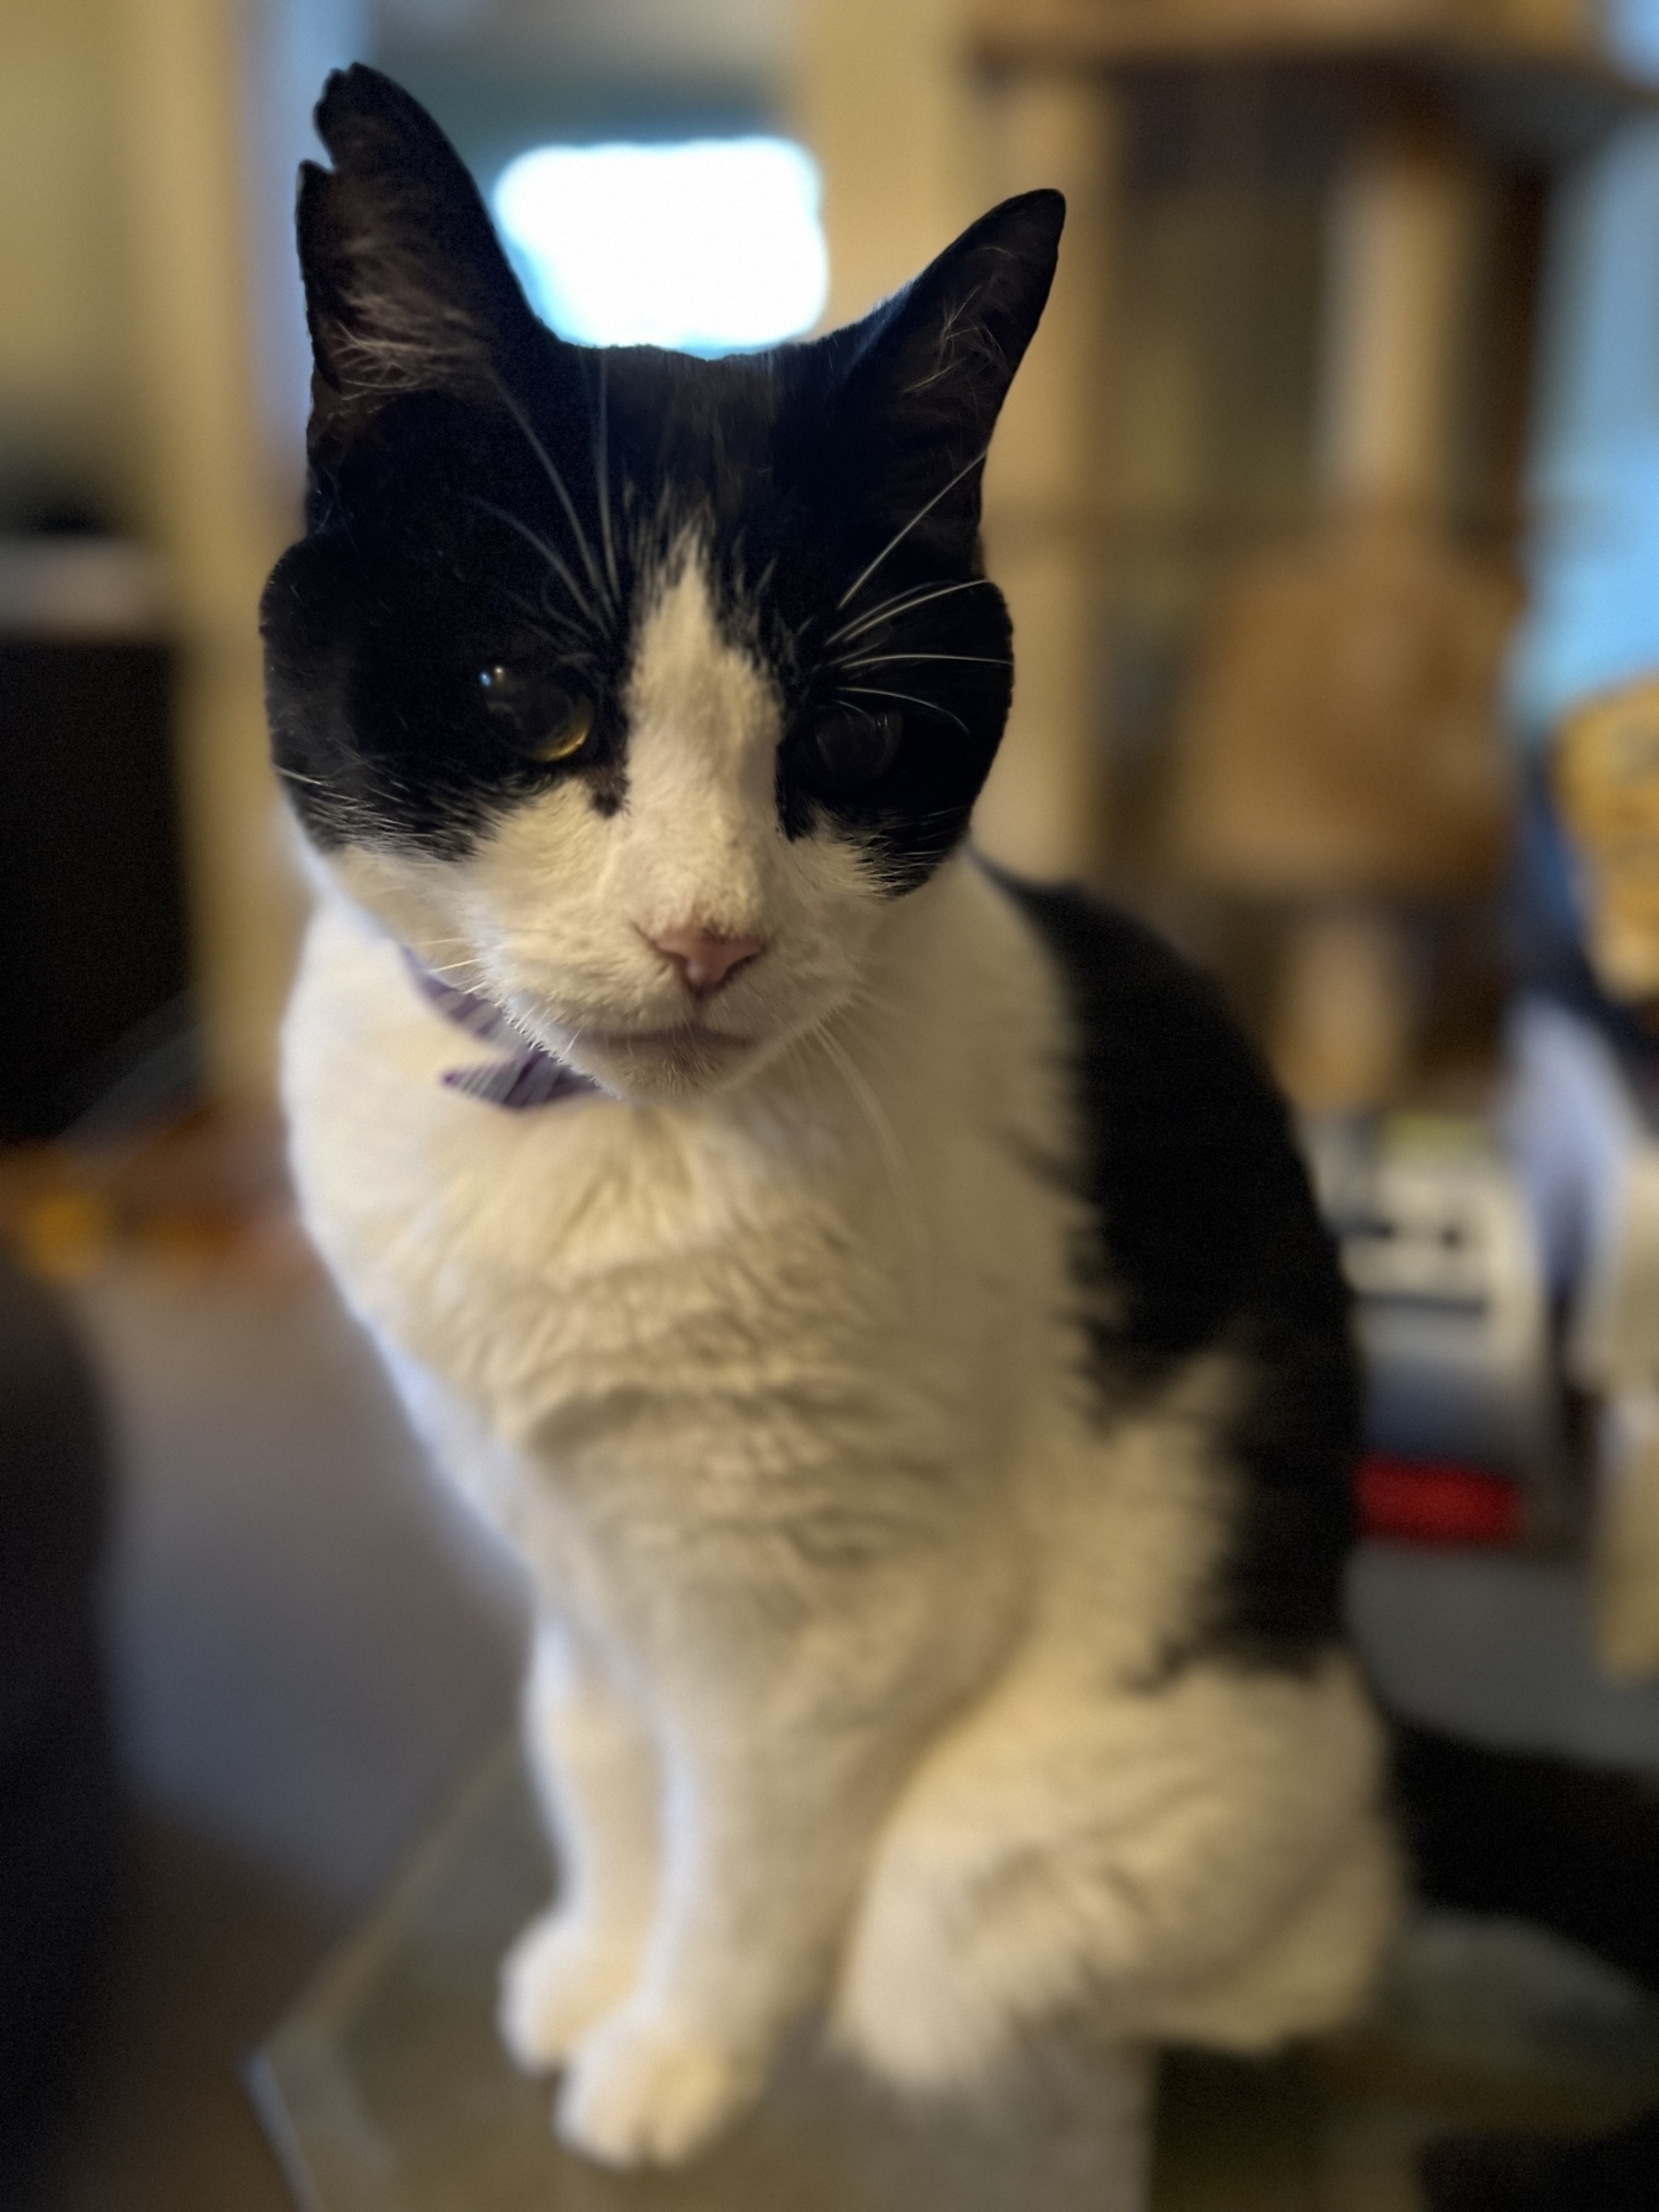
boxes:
[0,535,195,1138]
[0,1246,121,2196]
[65,1231,524,1918]
[968,0,1654,1105]
[1506,995,1659,1674]
[1305,1110,1561,1520]
[1535,677,1659,1673]
[1556,671,1659,1005]
[1171,106,1521,1108]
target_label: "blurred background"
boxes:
[17,0,1659,2205]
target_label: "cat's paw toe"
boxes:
[555,2006,765,2168]
[497,1913,638,2074]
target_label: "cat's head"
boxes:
[263,65,1062,1102]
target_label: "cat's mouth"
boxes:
[554,1020,759,1094]
[576,1025,753,1057]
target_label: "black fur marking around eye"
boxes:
[263,392,634,853]
[262,64,1062,877]
[792,708,901,794]
[477,665,595,764]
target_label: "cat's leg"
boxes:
[833,1650,1398,2091]
[554,1599,991,2169]
[1135,1806,1399,2048]
[499,1615,661,2073]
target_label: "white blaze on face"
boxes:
[617,542,782,945]
[320,535,887,1100]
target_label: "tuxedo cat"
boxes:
[267,65,1398,2169]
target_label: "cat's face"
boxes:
[263,67,1062,1101]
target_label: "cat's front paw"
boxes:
[555,2002,767,2168]
[498,1912,639,2074]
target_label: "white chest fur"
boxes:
[281,853,1395,2171]
[283,860,1087,1608]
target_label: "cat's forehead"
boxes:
[628,543,780,767]
[347,352,807,641]
[536,347,813,611]
[606,346,785,460]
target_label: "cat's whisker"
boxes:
[472,497,601,631]
[535,575,603,643]
[806,1023,933,1311]
[829,965,912,1024]
[824,577,995,649]
[503,589,594,655]
[505,582,584,627]
[834,653,1012,673]
[594,356,621,607]
[837,685,971,736]
[488,372,613,622]
[834,448,989,614]
[409,947,487,985]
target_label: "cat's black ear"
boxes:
[827,190,1065,475]
[297,65,542,453]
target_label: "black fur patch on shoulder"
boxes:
[1006,880,1359,1670]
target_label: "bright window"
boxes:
[492,137,829,356]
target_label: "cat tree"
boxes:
[971,0,1653,1106]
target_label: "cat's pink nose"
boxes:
[647,925,766,997]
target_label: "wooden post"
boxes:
[797,0,988,330]
[1275,116,1493,1112]
[974,70,1118,883]
[1167,101,1516,1111]
[112,0,303,1105]
[1319,117,1480,522]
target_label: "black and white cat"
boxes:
[266,66,1397,2171]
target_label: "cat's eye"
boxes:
[477,665,596,764]
[797,708,901,794]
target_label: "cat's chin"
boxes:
[562,1025,763,1103]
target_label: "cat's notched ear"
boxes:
[297,64,539,452]
[836,190,1066,461]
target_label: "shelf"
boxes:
[250,1739,1151,2211]
[969,2,1658,159]
[252,1733,1659,2209]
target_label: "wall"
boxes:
[0,0,138,524]
[0,0,362,1108]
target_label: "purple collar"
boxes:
[404,952,604,1112]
